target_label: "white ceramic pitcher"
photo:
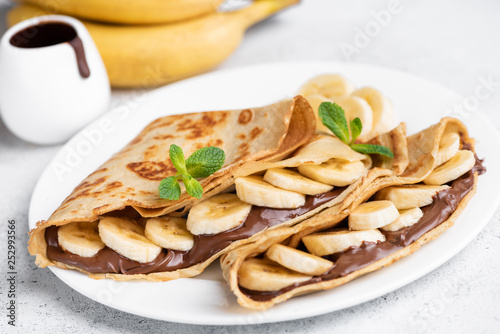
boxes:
[0,15,110,145]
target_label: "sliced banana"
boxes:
[331,96,373,141]
[299,74,355,99]
[348,200,399,230]
[381,207,424,232]
[424,150,475,185]
[265,244,333,276]
[235,176,306,209]
[238,258,312,292]
[263,168,333,195]
[145,217,194,251]
[302,229,385,256]
[98,217,162,263]
[298,158,368,187]
[186,193,252,235]
[291,134,368,165]
[304,94,333,133]
[375,185,450,210]
[435,132,461,167]
[352,87,396,135]
[58,221,105,257]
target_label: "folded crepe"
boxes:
[29,95,409,281]
[221,118,485,310]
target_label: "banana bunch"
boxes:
[237,131,477,291]
[8,0,299,87]
[299,74,397,141]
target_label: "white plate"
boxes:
[29,61,500,325]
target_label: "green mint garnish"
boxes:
[318,102,394,158]
[158,176,181,200]
[181,174,203,199]
[169,144,187,174]
[350,144,394,157]
[185,146,226,178]
[159,145,226,200]
[318,102,349,144]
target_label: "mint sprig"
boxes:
[158,145,225,200]
[318,102,394,158]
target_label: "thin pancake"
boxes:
[220,118,478,310]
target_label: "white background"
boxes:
[0,0,499,333]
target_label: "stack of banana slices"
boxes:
[8,0,299,87]
[221,117,483,310]
[299,74,398,141]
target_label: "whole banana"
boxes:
[8,0,299,88]
[19,0,225,25]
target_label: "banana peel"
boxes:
[18,0,226,25]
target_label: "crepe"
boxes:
[221,118,483,310]
[29,95,409,281]
[29,98,313,267]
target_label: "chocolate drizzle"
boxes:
[45,187,347,274]
[10,22,90,78]
[241,155,485,301]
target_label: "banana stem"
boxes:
[226,0,299,29]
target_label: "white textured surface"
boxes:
[0,0,499,333]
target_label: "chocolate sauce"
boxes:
[242,156,485,301]
[10,22,90,78]
[45,187,346,274]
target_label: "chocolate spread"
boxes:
[10,22,90,78]
[241,155,485,301]
[45,187,347,274]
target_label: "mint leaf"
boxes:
[169,144,186,174]
[186,146,226,178]
[350,144,394,158]
[158,176,181,200]
[349,117,362,144]
[316,102,394,158]
[182,174,203,199]
[318,102,349,144]
[159,144,226,200]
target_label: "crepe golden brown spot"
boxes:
[238,142,250,156]
[250,127,264,140]
[153,134,176,140]
[127,161,177,181]
[238,109,254,124]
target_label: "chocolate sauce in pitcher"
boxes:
[10,22,90,78]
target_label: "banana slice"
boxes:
[291,134,368,165]
[98,217,162,263]
[348,200,399,230]
[265,244,333,276]
[299,74,355,99]
[302,229,385,256]
[144,217,194,251]
[381,207,424,232]
[263,168,333,195]
[424,150,475,185]
[352,87,396,135]
[298,158,368,187]
[58,221,105,257]
[304,94,332,133]
[186,193,252,235]
[235,176,306,209]
[331,96,374,141]
[375,185,450,210]
[238,258,312,292]
[435,132,461,167]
